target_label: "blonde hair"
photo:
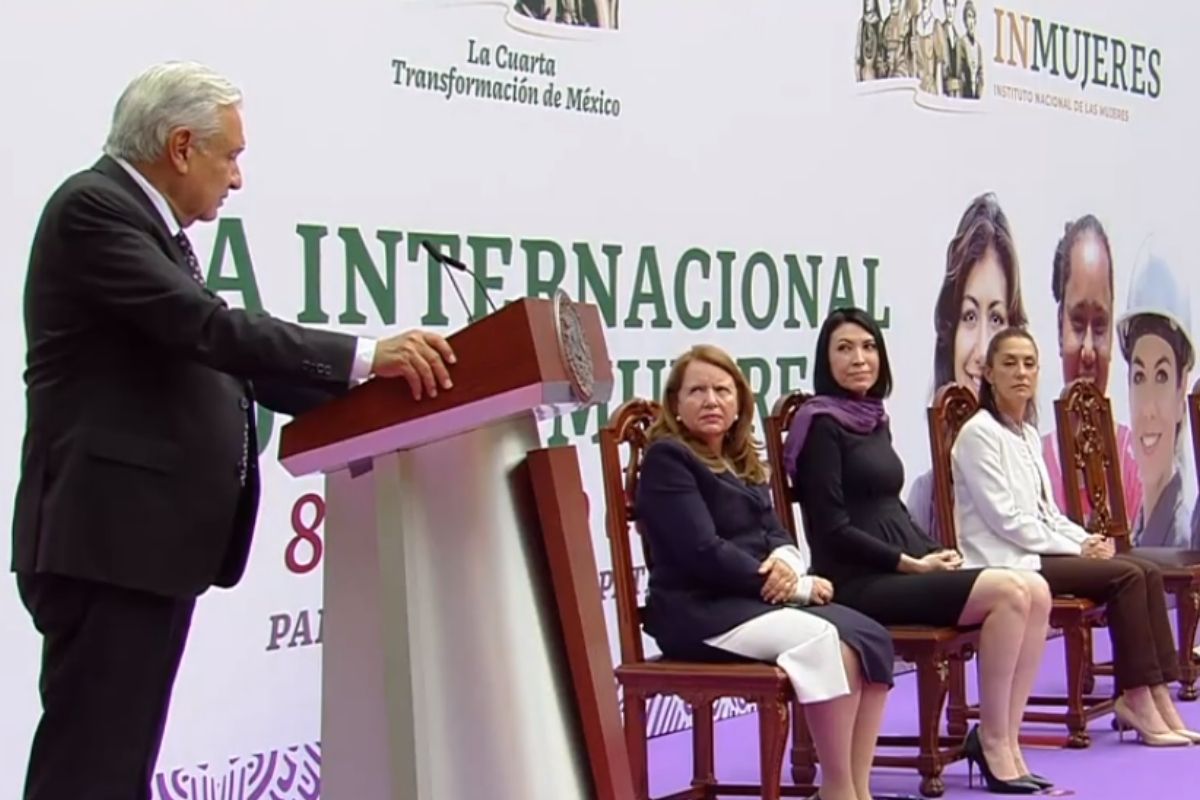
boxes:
[647,344,769,484]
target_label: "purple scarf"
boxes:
[783,395,888,479]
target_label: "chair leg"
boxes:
[1176,586,1200,702]
[789,701,817,785]
[914,656,949,798]
[946,659,968,738]
[623,689,650,800]
[1081,627,1097,695]
[691,697,715,791]
[1061,623,1092,748]
[757,693,789,800]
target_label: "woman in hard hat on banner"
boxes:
[1118,237,1200,550]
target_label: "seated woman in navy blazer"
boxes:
[786,307,1053,795]
[636,344,893,800]
[952,326,1199,747]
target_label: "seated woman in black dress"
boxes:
[785,308,1052,795]
[637,344,894,800]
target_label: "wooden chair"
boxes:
[1192,378,1200,509]
[765,391,979,798]
[1056,378,1200,702]
[926,383,1112,747]
[1189,378,1200,689]
[598,399,815,800]
[1192,378,1200,511]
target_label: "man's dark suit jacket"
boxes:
[12,156,357,598]
[633,438,792,659]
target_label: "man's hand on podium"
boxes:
[372,330,457,400]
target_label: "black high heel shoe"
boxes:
[962,726,1040,794]
[1020,773,1053,790]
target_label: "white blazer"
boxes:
[951,411,1090,570]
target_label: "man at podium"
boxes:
[10,61,455,800]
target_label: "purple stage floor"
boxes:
[646,628,1200,799]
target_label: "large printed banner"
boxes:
[1,1,1197,797]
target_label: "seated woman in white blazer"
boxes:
[952,326,1198,747]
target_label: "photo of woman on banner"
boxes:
[958,0,984,98]
[1041,215,1143,524]
[909,0,941,94]
[882,0,913,78]
[937,0,963,96]
[856,0,885,81]
[1117,239,1200,549]
[908,192,1029,538]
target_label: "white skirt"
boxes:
[705,607,850,703]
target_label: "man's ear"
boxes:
[165,127,194,174]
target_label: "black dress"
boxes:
[791,415,981,626]
[635,438,895,686]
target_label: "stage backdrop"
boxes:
[2,1,1198,797]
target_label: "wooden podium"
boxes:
[278,296,634,800]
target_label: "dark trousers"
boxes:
[1040,553,1180,692]
[17,573,195,800]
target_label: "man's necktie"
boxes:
[175,230,249,486]
[239,409,249,488]
[173,231,206,285]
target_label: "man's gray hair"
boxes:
[103,61,242,163]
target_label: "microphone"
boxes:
[421,241,475,322]
[421,241,499,315]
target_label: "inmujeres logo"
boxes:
[856,1,1162,119]
[993,6,1161,98]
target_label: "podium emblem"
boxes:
[553,289,595,402]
